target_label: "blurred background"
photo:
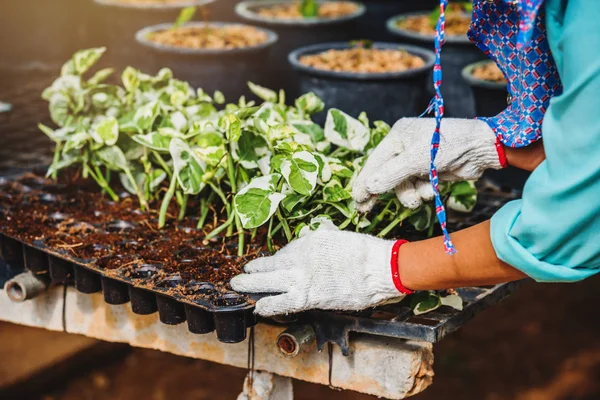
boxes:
[2,1,597,399]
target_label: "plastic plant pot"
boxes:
[288,42,435,124]
[387,12,487,118]
[355,0,440,41]
[235,0,366,97]
[462,60,530,190]
[135,22,278,101]
[91,0,216,70]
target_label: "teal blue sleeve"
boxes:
[490,0,600,282]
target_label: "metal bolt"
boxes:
[507,93,512,105]
[276,325,316,358]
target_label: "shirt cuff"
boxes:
[490,200,597,283]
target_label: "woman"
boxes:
[231,0,600,316]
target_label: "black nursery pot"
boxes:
[355,0,439,42]
[462,60,530,190]
[235,0,366,97]
[288,42,435,124]
[387,12,487,118]
[91,0,215,70]
[135,22,278,101]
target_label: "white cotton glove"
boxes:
[352,117,503,212]
[230,230,405,317]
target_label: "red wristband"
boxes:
[390,240,414,295]
[495,137,508,168]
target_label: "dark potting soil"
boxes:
[0,172,266,300]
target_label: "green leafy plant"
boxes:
[40,48,478,313]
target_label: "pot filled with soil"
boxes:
[91,0,215,69]
[386,2,486,118]
[135,22,278,100]
[289,42,435,124]
[235,0,365,96]
[355,0,439,42]
[462,60,508,117]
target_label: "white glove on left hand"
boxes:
[230,230,405,317]
[352,117,503,212]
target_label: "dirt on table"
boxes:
[299,47,425,73]
[473,62,508,84]
[398,4,471,37]
[148,25,269,49]
[256,1,359,19]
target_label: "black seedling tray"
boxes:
[0,232,256,343]
[0,175,256,344]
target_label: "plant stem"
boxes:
[125,169,148,211]
[158,174,177,228]
[266,217,274,253]
[178,193,189,220]
[363,201,393,234]
[377,209,413,238]
[197,192,215,229]
[338,217,352,230]
[276,208,292,242]
[49,142,63,180]
[152,151,173,178]
[87,165,119,201]
[206,212,234,240]
[250,228,258,242]
[235,214,244,257]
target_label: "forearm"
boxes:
[503,139,545,172]
[398,220,526,291]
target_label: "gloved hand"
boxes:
[230,230,410,317]
[352,117,506,212]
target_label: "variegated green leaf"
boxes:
[96,145,128,171]
[131,131,172,152]
[248,82,278,103]
[298,215,338,237]
[134,101,159,132]
[88,68,114,85]
[219,114,242,142]
[323,179,351,202]
[410,291,442,315]
[294,92,324,115]
[324,108,370,152]
[90,117,119,146]
[234,174,285,229]
[170,138,206,195]
[280,151,319,196]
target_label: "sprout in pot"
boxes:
[387,1,486,118]
[136,7,278,99]
[289,41,435,123]
[235,0,366,97]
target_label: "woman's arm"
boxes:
[503,139,546,172]
[398,220,526,291]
